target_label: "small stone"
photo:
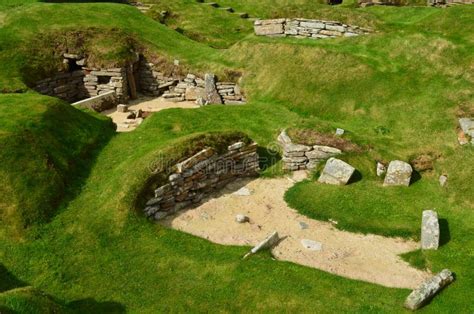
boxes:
[439,175,447,187]
[228,141,245,151]
[404,269,454,310]
[298,221,309,229]
[383,160,413,187]
[318,158,355,185]
[233,187,251,196]
[154,211,168,220]
[306,146,341,160]
[116,104,128,113]
[335,128,345,136]
[421,210,440,250]
[376,161,386,177]
[173,59,180,66]
[301,239,322,251]
[196,97,207,106]
[235,214,249,223]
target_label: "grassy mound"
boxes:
[0,94,114,236]
[0,0,473,312]
[0,287,70,314]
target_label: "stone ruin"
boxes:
[33,53,246,110]
[143,141,259,221]
[421,210,440,250]
[277,130,343,171]
[254,19,371,40]
[138,60,246,105]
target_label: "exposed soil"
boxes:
[288,128,363,152]
[161,171,431,289]
[103,96,199,132]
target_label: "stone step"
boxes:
[204,2,219,7]
[237,12,249,18]
[219,7,234,12]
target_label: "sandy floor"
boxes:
[103,96,199,132]
[161,171,431,289]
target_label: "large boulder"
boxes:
[404,269,454,310]
[204,73,223,104]
[318,158,355,185]
[383,160,413,187]
[421,210,440,250]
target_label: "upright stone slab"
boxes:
[204,73,223,104]
[318,158,355,185]
[421,210,440,250]
[383,160,413,186]
[404,269,454,310]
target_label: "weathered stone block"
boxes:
[254,22,285,36]
[306,146,341,160]
[204,73,223,104]
[318,158,355,185]
[404,269,454,310]
[421,210,440,250]
[383,160,412,187]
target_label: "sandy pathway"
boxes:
[103,96,199,132]
[161,171,431,289]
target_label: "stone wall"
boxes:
[143,141,259,220]
[277,130,342,171]
[34,70,87,103]
[254,19,371,39]
[71,91,117,112]
[33,53,129,104]
[138,60,246,105]
[83,67,128,102]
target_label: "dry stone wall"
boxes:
[33,53,129,105]
[254,19,371,39]
[34,70,88,103]
[277,130,342,171]
[143,141,259,220]
[138,60,246,105]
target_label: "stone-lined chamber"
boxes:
[33,53,130,105]
[143,141,259,221]
[254,19,371,39]
[33,53,246,108]
[138,61,246,105]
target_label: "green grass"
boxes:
[0,94,114,237]
[0,0,473,312]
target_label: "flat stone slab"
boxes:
[233,187,252,196]
[301,239,322,251]
[404,269,454,310]
[421,210,440,250]
[318,158,355,185]
[383,160,413,187]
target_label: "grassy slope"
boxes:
[0,94,114,236]
[0,1,473,313]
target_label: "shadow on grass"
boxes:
[439,218,450,247]
[410,170,422,185]
[68,298,126,313]
[0,264,27,293]
[347,169,363,185]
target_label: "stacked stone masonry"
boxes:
[138,60,246,105]
[144,142,259,220]
[277,130,342,171]
[254,19,371,39]
[33,54,129,105]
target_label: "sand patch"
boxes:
[103,96,199,132]
[161,171,431,289]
